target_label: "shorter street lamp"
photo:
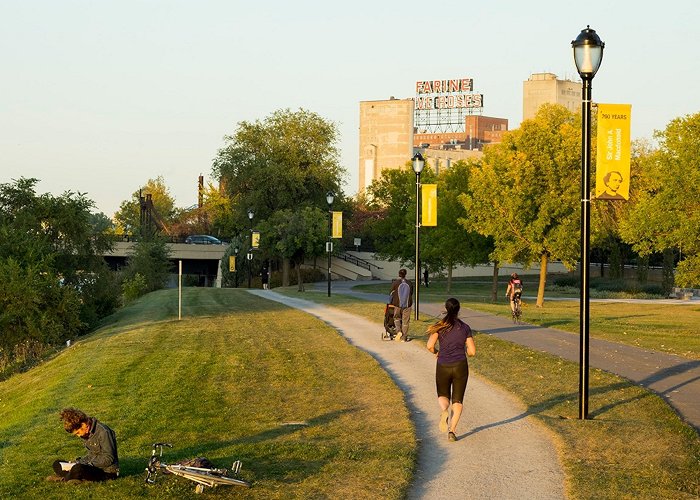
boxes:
[326,191,335,297]
[247,209,254,289]
[411,152,425,320]
[572,25,604,420]
[234,246,239,288]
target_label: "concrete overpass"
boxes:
[104,241,227,287]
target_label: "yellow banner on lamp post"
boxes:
[332,211,343,238]
[596,103,632,201]
[251,230,260,248]
[421,184,437,226]
[229,255,236,272]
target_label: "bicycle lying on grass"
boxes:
[145,442,250,493]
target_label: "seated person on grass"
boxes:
[48,407,119,482]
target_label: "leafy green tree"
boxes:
[428,161,493,293]
[460,105,581,307]
[212,108,346,284]
[114,176,178,235]
[367,166,438,271]
[0,178,118,354]
[261,207,327,291]
[620,112,700,287]
[212,108,344,222]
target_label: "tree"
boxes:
[428,161,493,293]
[0,178,118,354]
[212,108,346,285]
[620,112,700,287]
[114,176,178,235]
[367,166,438,269]
[261,207,327,291]
[460,105,581,307]
[212,108,345,222]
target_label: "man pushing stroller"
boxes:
[388,269,414,342]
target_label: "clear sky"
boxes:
[2,0,698,217]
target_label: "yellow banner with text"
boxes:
[332,211,343,238]
[422,184,437,226]
[596,103,632,201]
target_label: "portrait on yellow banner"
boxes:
[332,211,343,238]
[229,255,236,272]
[421,184,437,226]
[596,103,632,201]
[252,230,260,248]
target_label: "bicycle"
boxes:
[511,293,522,324]
[145,442,250,493]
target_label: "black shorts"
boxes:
[435,359,469,404]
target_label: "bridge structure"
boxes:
[104,241,226,287]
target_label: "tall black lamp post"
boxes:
[247,209,254,288]
[572,26,604,420]
[412,152,424,320]
[326,191,335,297]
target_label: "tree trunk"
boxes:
[491,260,499,302]
[447,265,453,293]
[296,263,304,292]
[536,253,548,307]
[282,258,290,287]
[662,248,675,295]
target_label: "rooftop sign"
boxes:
[414,78,484,132]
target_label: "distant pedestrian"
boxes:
[389,268,414,342]
[426,298,476,442]
[261,266,269,290]
[424,268,429,287]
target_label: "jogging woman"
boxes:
[426,298,476,442]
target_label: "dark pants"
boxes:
[53,460,118,482]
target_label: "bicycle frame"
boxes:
[145,442,250,492]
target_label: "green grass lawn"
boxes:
[276,286,700,499]
[0,288,414,499]
[352,280,700,359]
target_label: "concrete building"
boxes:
[358,98,414,191]
[522,72,581,121]
[359,98,507,191]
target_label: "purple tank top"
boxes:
[437,319,472,364]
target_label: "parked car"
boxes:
[185,235,223,245]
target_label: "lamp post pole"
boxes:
[572,26,604,420]
[247,209,254,289]
[234,247,239,288]
[412,153,425,321]
[326,192,335,297]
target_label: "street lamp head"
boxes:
[247,209,254,220]
[326,191,335,206]
[412,152,425,174]
[572,26,604,79]
[234,247,239,255]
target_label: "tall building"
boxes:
[522,72,580,121]
[359,96,507,192]
[358,98,414,191]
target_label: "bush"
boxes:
[122,273,148,303]
[591,279,626,292]
[269,267,324,288]
[554,275,579,288]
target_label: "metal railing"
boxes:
[337,253,382,271]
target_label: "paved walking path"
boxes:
[249,289,566,500]
[324,281,700,433]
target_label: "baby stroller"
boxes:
[382,303,397,340]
